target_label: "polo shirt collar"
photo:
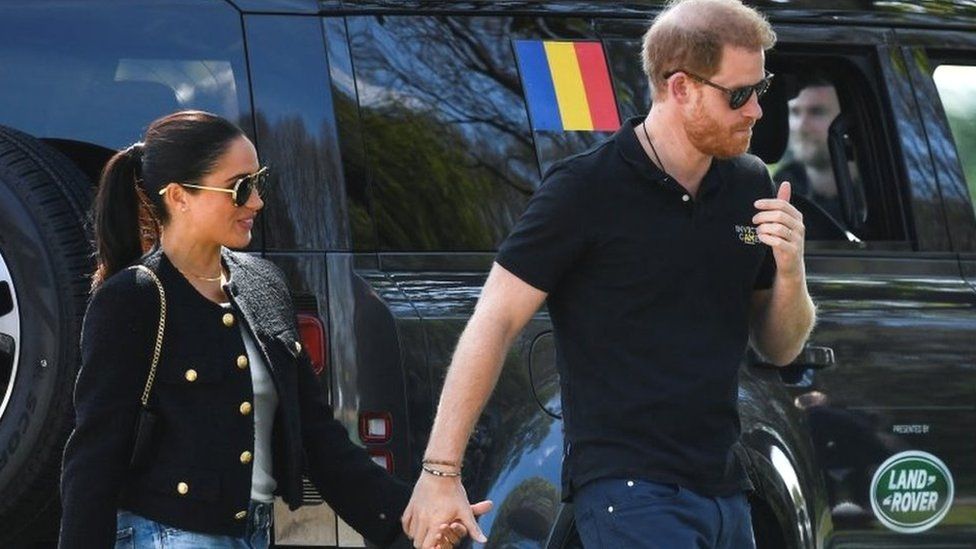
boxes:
[614,115,730,201]
[615,116,668,184]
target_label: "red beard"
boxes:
[685,97,753,159]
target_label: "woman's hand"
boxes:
[409,499,494,549]
[433,521,465,549]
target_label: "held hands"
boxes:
[431,520,483,549]
[402,471,493,549]
[753,181,805,279]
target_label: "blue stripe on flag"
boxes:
[514,40,562,131]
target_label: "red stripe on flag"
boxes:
[574,42,620,131]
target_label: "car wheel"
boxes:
[0,124,93,545]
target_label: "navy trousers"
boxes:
[573,478,756,548]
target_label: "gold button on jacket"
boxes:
[240,450,253,464]
[184,369,198,382]
[222,312,235,327]
[236,355,249,369]
[239,401,252,416]
[177,482,189,495]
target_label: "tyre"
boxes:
[0,125,93,545]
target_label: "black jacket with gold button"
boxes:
[59,247,410,548]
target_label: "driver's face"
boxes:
[788,85,840,169]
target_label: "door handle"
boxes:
[750,345,835,386]
[791,345,835,369]
[751,345,835,369]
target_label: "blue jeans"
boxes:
[573,478,756,549]
[115,500,272,548]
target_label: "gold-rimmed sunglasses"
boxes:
[158,166,269,207]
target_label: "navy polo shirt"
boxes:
[496,117,776,498]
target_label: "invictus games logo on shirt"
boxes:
[734,225,759,245]
[870,450,954,534]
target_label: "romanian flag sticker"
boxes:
[514,40,621,132]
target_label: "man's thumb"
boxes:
[462,510,488,543]
[778,180,792,202]
[471,500,494,517]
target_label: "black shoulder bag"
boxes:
[129,265,166,471]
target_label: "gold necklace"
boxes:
[175,264,224,282]
[192,271,223,283]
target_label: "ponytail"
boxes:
[92,143,159,288]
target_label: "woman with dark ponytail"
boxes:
[90,142,152,286]
[60,111,488,549]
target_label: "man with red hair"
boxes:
[403,1,816,547]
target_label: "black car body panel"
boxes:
[0,1,973,547]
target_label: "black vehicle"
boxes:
[0,1,974,547]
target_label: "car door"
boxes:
[763,25,976,547]
[900,26,976,544]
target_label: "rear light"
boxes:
[297,313,327,375]
[368,449,394,473]
[359,412,392,443]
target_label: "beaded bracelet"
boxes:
[422,458,460,468]
[422,463,462,478]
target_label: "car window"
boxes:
[771,78,870,240]
[347,15,538,252]
[763,60,911,247]
[932,64,976,217]
[0,1,250,150]
[778,83,849,222]
[515,38,622,175]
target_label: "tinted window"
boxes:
[0,1,250,150]
[324,17,376,251]
[765,59,906,246]
[347,15,538,251]
[933,64,976,216]
[515,31,623,173]
[246,15,347,252]
[605,39,650,123]
[775,79,864,232]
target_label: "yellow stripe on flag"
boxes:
[543,42,594,131]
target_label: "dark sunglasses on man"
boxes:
[158,166,269,207]
[665,69,774,110]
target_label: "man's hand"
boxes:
[402,264,542,547]
[750,180,816,365]
[402,474,492,549]
[753,181,805,279]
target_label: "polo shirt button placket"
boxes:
[681,192,700,224]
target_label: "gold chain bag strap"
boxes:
[128,265,166,470]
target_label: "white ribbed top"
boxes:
[223,304,278,503]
